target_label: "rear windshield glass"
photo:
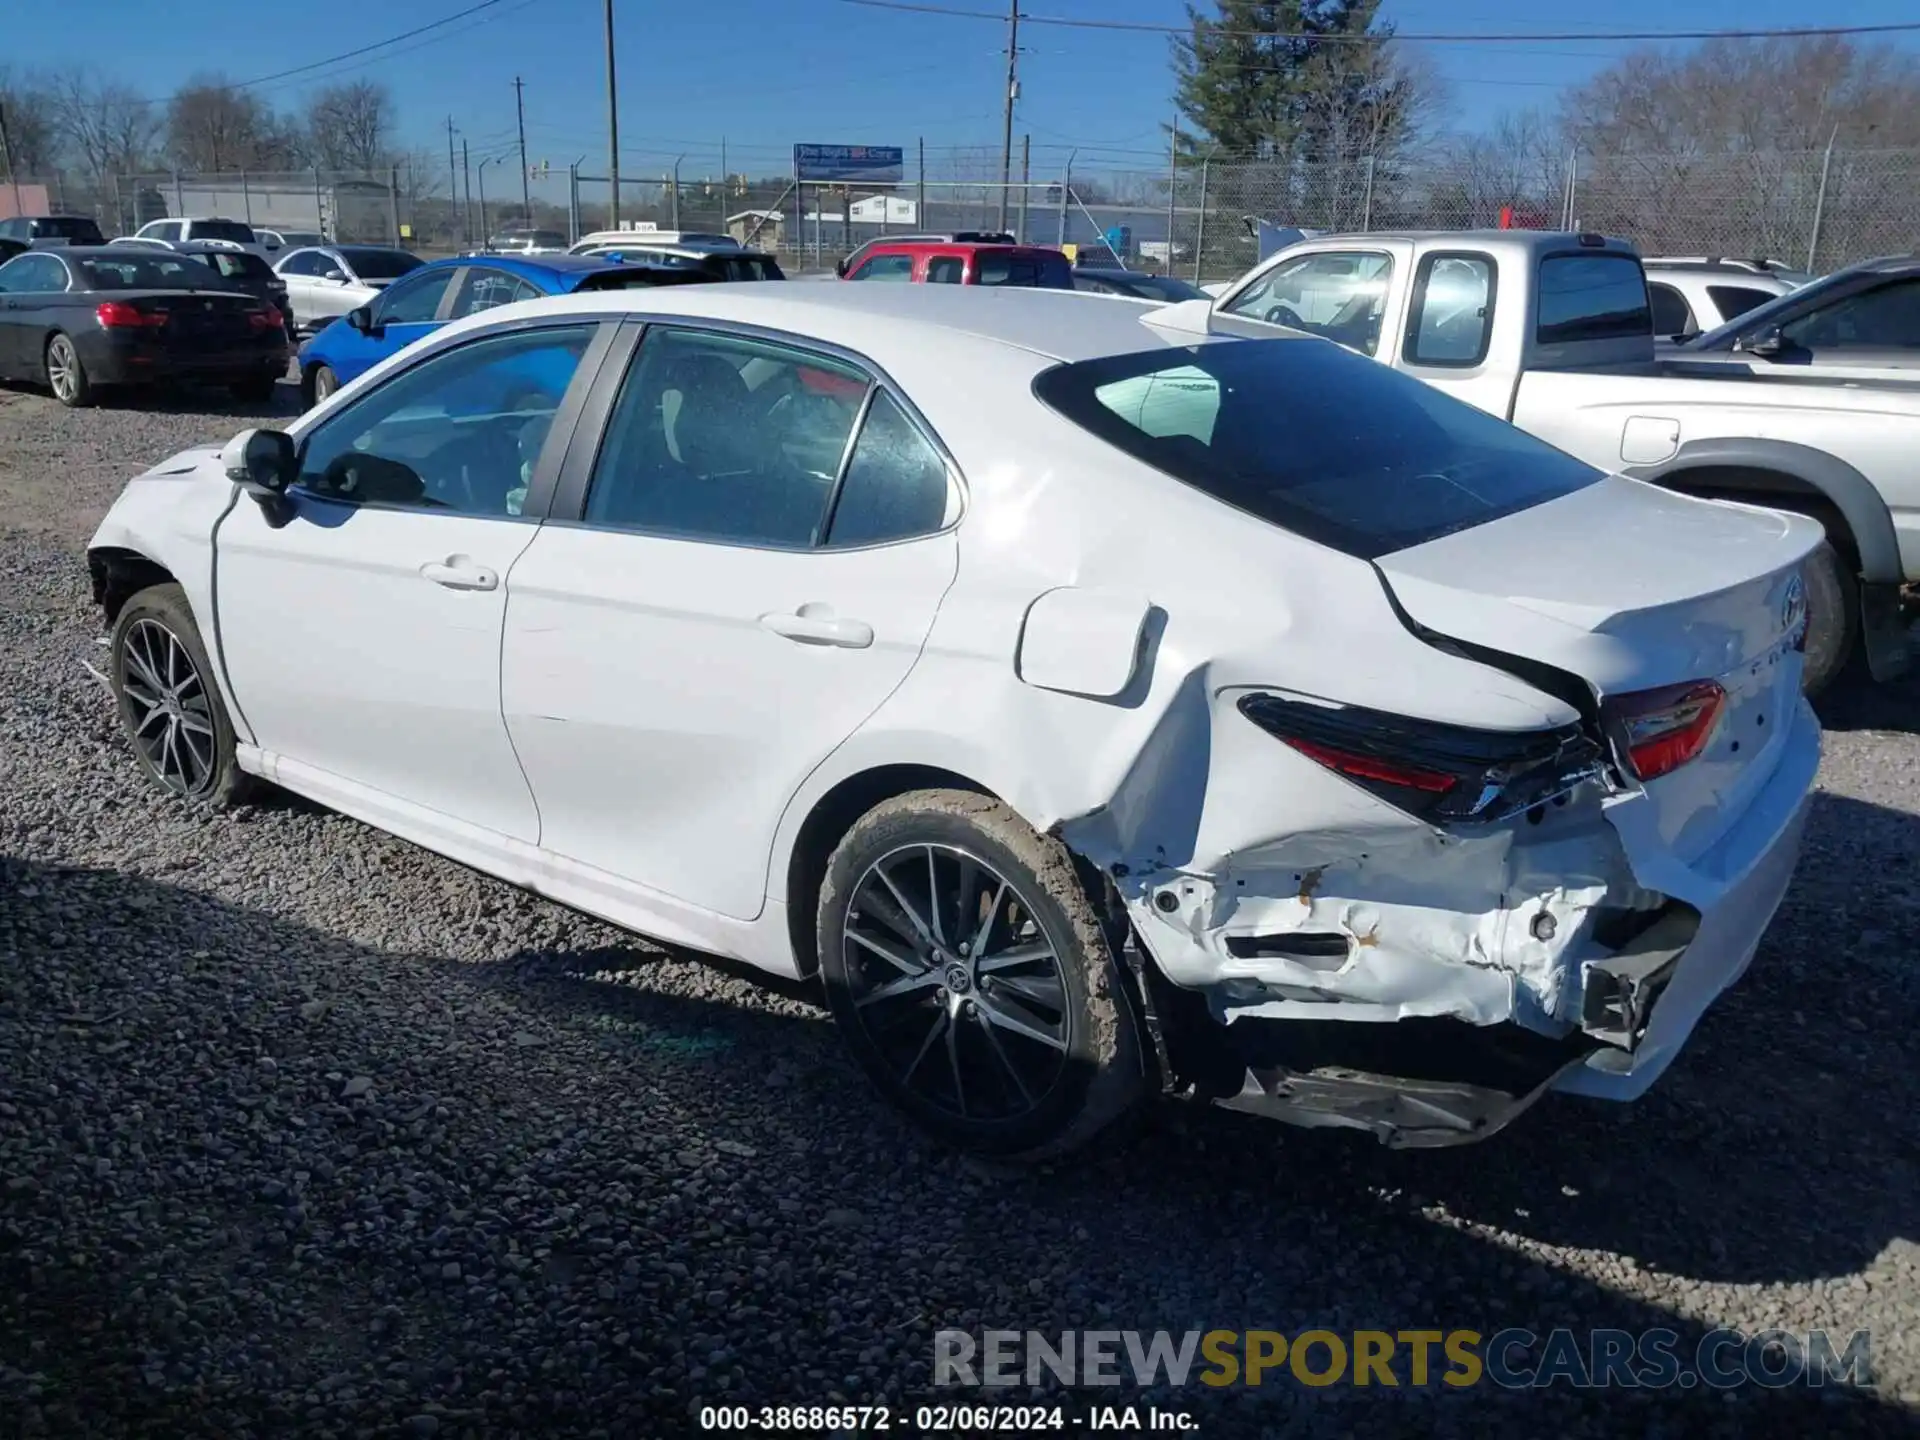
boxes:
[1032,337,1602,560]
[716,254,782,280]
[33,217,104,243]
[977,251,1072,289]
[1536,253,1651,344]
[192,220,257,245]
[76,255,245,291]
[338,247,422,280]
[194,251,272,281]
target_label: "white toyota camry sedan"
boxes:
[86,283,1822,1158]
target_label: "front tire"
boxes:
[1799,539,1857,698]
[109,583,255,807]
[817,790,1145,1159]
[46,333,93,408]
[305,363,339,410]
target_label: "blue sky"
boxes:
[13,0,1917,179]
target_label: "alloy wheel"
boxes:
[120,618,217,797]
[313,367,337,402]
[840,844,1072,1124]
[47,337,78,403]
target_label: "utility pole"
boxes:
[513,77,531,217]
[604,0,622,229]
[996,0,1019,232]
[445,117,460,246]
[461,138,473,247]
[1165,109,1178,274]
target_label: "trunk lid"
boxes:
[137,290,264,345]
[1373,476,1820,860]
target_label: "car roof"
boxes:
[864,240,1063,256]
[582,241,773,260]
[423,252,636,278]
[428,280,1271,366]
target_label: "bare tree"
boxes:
[166,76,293,172]
[304,81,394,173]
[0,69,61,177]
[1294,41,1445,225]
[47,68,158,181]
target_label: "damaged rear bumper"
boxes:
[1115,697,1820,1146]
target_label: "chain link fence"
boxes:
[4,145,1916,278]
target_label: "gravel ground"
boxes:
[2,379,1919,1438]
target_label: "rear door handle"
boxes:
[420,557,499,591]
[759,607,874,649]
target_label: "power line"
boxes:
[137,0,513,102]
[833,0,1920,46]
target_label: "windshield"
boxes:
[1033,337,1602,560]
[192,251,273,281]
[1686,265,1860,349]
[339,247,423,280]
[76,254,246,291]
[192,220,258,245]
[32,217,105,243]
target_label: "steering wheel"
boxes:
[1263,303,1307,330]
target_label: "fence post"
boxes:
[389,165,401,244]
[1016,134,1030,244]
[173,171,184,215]
[1165,112,1178,272]
[240,170,251,225]
[1807,126,1838,273]
[1361,154,1375,233]
[314,168,324,240]
[1561,150,1578,230]
[1193,155,1211,282]
[569,163,580,243]
[917,138,926,228]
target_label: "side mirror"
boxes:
[1741,325,1786,358]
[221,427,297,499]
[834,257,849,277]
[346,304,378,334]
[323,269,347,283]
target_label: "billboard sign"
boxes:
[794,144,905,184]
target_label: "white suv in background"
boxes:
[1643,258,1798,340]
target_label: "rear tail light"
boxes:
[247,308,281,330]
[95,301,166,328]
[1237,692,1605,825]
[1604,681,1725,782]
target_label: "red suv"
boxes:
[839,241,1074,288]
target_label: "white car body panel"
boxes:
[86,284,1820,1145]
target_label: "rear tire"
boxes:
[108,583,256,808]
[1799,539,1857,699]
[46,333,93,408]
[230,373,278,404]
[817,790,1146,1160]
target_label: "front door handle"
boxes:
[759,606,874,649]
[420,556,499,591]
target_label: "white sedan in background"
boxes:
[273,244,424,335]
[84,285,1819,1158]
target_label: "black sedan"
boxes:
[0,246,289,407]
[1072,266,1209,302]
[174,242,296,334]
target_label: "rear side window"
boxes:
[192,220,257,245]
[1707,285,1780,323]
[1536,253,1651,344]
[927,257,964,284]
[824,391,952,546]
[976,252,1071,288]
[1649,283,1693,336]
[850,254,914,282]
[1404,253,1495,366]
[1033,338,1601,560]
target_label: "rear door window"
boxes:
[1705,285,1778,324]
[926,257,964,284]
[1404,253,1495,366]
[1033,337,1601,560]
[1649,282,1694,337]
[1535,253,1651,344]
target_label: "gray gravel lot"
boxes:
[2,377,1918,1438]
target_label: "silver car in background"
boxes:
[273,244,424,336]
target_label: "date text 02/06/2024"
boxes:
[696,1404,1198,1432]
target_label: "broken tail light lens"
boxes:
[1604,680,1726,782]
[1237,692,1605,825]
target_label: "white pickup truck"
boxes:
[1210,230,1920,694]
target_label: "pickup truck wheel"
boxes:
[109,583,257,808]
[1799,540,1857,698]
[817,790,1146,1161]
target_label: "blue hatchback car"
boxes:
[298,252,720,408]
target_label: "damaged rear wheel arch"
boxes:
[784,764,997,977]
